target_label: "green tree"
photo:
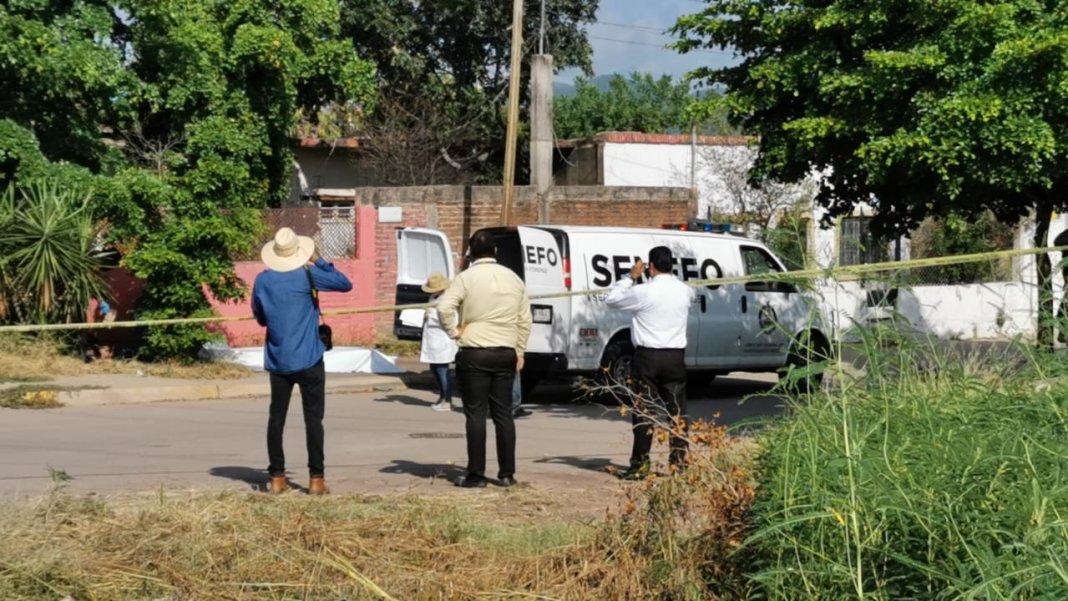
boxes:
[554,73,695,139]
[0,0,375,358]
[675,0,1068,348]
[339,0,597,182]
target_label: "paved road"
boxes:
[0,372,785,500]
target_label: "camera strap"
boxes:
[303,266,326,325]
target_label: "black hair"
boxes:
[649,246,673,273]
[468,230,497,260]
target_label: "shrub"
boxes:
[0,182,109,325]
[576,376,760,599]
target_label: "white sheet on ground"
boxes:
[200,343,405,374]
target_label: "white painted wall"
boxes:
[818,281,1037,342]
[602,142,790,221]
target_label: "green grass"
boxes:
[748,330,1068,600]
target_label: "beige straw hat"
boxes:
[261,227,315,272]
[421,272,450,294]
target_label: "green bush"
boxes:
[748,335,1068,599]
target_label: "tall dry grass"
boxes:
[0,334,250,382]
[0,490,600,600]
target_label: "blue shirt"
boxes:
[252,259,353,374]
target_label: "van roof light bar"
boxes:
[661,220,733,234]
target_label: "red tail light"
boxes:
[563,256,572,290]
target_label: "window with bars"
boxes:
[839,217,886,266]
[316,203,356,259]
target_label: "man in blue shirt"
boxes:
[252,227,352,495]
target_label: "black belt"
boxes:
[635,346,685,352]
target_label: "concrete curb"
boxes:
[52,374,410,408]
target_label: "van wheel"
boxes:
[779,333,829,395]
[599,340,635,402]
[601,340,634,383]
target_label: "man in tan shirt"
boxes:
[437,230,532,488]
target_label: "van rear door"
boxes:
[518,226,570,355]
[394,227,455,341]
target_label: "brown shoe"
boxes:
[268,475,289,494]
[308,476,330,496]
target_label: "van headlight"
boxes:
[531,304,553,324]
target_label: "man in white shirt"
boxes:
[605,245,695,479]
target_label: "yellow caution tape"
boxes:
[0,244,1064,333]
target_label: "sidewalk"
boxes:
[3,358,431,408]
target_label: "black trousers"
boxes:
[267,360,326,477]
[630,347,688,469]
[455,347,517,480]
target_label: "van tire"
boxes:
[599,340,635,402]
[780,331,829,395]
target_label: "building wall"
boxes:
[289,145,384,204]
[207,205,378,347]
[97,184,694,347]
[556,135,765,222]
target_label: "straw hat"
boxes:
[261,227,315,272]
[421,272,450,294]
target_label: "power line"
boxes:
[591,21,666,34]
[587,34,735,57]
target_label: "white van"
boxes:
[394,223,830,396]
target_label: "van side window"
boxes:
[741,247,783,275]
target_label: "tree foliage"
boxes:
[0,0,375,358]
[675,0,1068,347]
[554,73,695,139]
[339,0,597,183]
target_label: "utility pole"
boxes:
[500,0,524,226]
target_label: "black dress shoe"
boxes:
[497,476,518,487]
[513,408,532,418]
[455,475,487,488]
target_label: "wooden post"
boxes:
[500,0,524,226]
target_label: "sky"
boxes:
[553,0,739,84]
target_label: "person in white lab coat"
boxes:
[420,272,459,411]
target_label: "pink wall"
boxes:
[209,204,379,347]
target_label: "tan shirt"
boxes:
[436,258,532,353]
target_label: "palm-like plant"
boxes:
[0,182,109,324]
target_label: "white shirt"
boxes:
[420,300,459,364]
[605,273,694,349]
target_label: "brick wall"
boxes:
[97,185,693,345]
[545,186,691,227]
